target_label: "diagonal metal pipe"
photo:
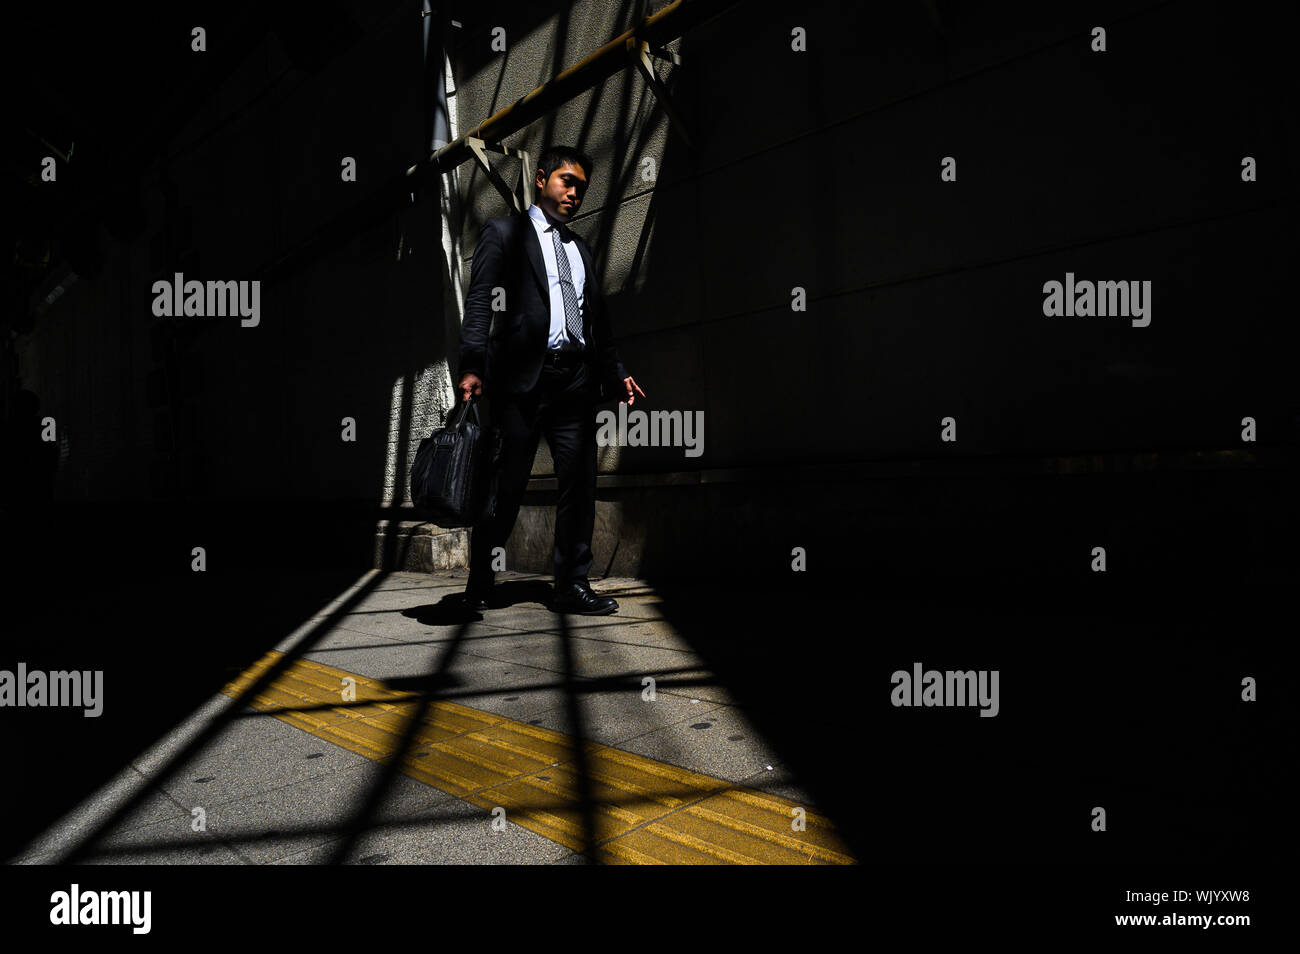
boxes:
[407,0,735,182]
[256,0,741,282]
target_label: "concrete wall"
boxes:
[449,0,1297,580]
[456,0,1293,480]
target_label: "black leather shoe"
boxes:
[551,581,617,615]
[463,583,493,612]
[464,569,496,612]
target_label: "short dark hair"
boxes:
[537,145,593,184]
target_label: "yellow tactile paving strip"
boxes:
[221,650,855,864]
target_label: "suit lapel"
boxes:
[574,236,596,341]
[518,213,548,301]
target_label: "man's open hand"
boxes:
[622,376,645,406]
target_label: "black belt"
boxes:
[544,349,583,367]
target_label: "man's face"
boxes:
[536,160,587,221]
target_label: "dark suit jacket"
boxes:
[457,210,629,401]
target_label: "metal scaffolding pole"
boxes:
[255,0,740,283]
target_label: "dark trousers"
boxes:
[468,352,599,590]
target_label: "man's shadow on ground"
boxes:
[405,578,556,626]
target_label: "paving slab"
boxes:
[174,760,458,865]
[269,799,572,865]
[11,764,188,864]
[156,711,373,808]
[523,688,726,747]
[614,705,787,784]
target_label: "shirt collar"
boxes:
[529,202,568,240]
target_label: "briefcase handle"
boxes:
[448,392,481,429]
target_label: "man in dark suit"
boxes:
[456,145,645,615]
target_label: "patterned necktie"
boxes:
[550,225,583,349]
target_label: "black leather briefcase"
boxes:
[410,395,502,528]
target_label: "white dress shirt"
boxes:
[527,202,586,352]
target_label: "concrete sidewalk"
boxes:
[13,569,853,865]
